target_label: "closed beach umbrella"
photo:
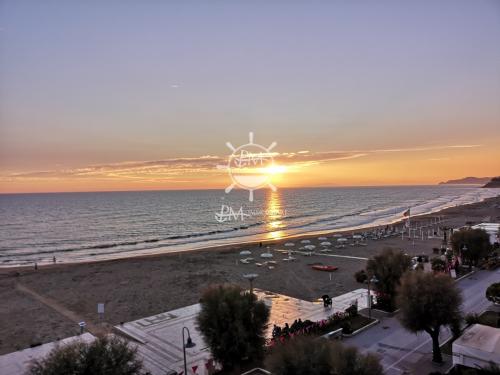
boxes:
[301,239,311,244]
[320,241,332,246]
[284,242,295,247]
[304,244,316,250]
[240,250,252,256]
[261,252,273,258]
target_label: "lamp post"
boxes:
[182,326,196,375]
[243,273,259,295]
[367,275,379,319]
[461,244,469,271]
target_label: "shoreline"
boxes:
[0,195,499,354]
[2,192,499,271]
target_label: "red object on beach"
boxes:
[311,265,338,272]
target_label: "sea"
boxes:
[0,186,498,266]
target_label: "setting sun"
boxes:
[264,165,287,175]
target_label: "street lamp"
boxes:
[367,275,379,319]
[243,273,259,295]
[461,244,470,271]
[182,326,196,375]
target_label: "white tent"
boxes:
[452,324,500,368]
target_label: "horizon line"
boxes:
[0,182,487,196]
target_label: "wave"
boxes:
[0,222,265,259]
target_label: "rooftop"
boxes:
[454,324,500,354]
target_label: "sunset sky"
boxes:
[1,0,499,193]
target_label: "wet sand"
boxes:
[0,195,499,354]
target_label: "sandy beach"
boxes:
[1,195,499,355]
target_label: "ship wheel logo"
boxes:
[220,132,277,201]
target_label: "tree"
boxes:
[485,282,500,304]
[196,284,270,370]
[431,257,447,272]
[397,272,462,363]
[27,336,147,375]
[451,228,491,267]
[265,336,383,375]
[366,248,412,311]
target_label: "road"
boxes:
[344,269,500,375]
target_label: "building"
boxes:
[452,324,500,369]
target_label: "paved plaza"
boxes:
[114,288,371,375]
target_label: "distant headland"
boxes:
[483,177,500,188]
[439,177,492,185]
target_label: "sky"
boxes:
[0,0,499,193]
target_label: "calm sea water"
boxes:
[0,186,498,266]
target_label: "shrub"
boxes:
[266,336,383,375]
[354,270,367,283]
[341,321,352,334]
[27,336,146,375]
[431,257,447,272]
[485,283,500,304]
[481,257,500,270]
[345,304,358,318]
[465,313,480,326]
[451,228,491,266]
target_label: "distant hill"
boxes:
[439,177,492,185]
[483,177,500,188]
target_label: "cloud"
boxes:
[0,144,481,183]
[373,144,480,153]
